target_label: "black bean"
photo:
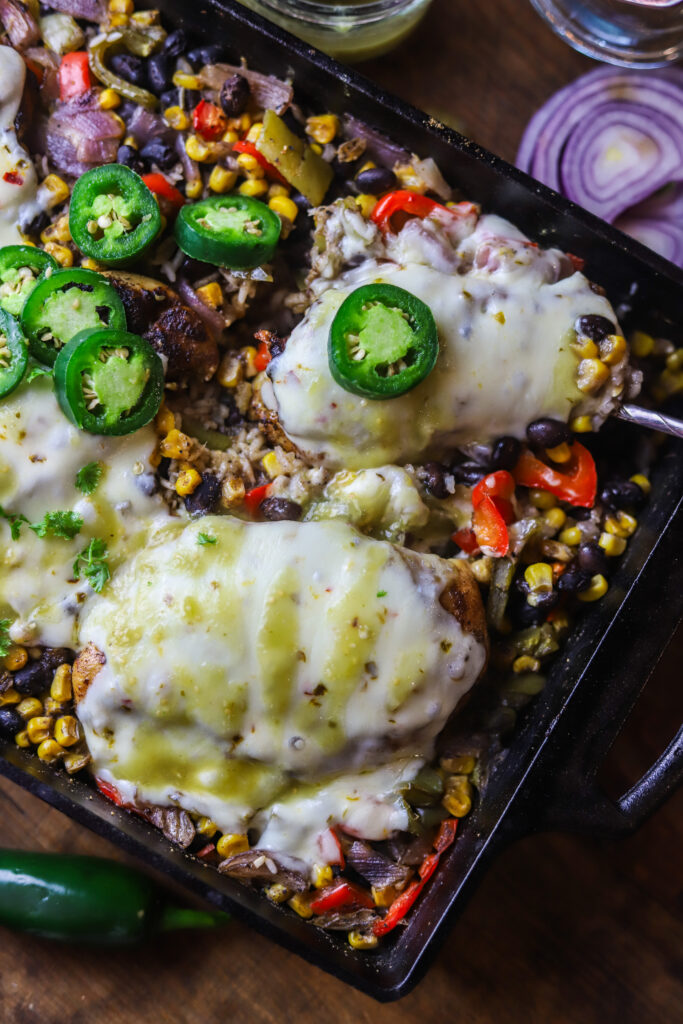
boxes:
[116,144,145,175]
[219,74,250,117]
[576,314,616,342]
[421,462,451,500]
[179,256,212,281]
[510,589,558,626]
[268,334,287,359]
[19,209,49,237]
[184,473,222,517]
[186,44,230,69]
[181,88,201,112]
[140,138,176,171]
[260,497,302,521]
[570,505,592,521]
[12,648,72,696]
[600,479,646,510]
[452,461,487,486]
[577,542,608,576]
[355,166,397,194]
[557,567,592,592]
[526,417,572,450]
[109,53,148,88]
[0,708,23,739]
[491,435,522,471]
[147,53,174,95]
[162,29,188,56]
[160,87,181,110]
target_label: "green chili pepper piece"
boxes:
[54,326,163,436]
[0,245,58,317]
[0,308,29,398]
[69,166,161,266]
[0,850,229,945]
[328,283,439,399]
[21,268,127,367]
[88,28,164,110]
[175,194,282,270]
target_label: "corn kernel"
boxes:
[43,697,65,716]
[524,562,553,593]
[27,716,53,744]
[600,334,627,365]
[355,194,376,218]
[185,178,204,200]
[173,71,202,90]
[469,556,493,585]
[216,833,249,859]
[130,8,158,25]
[544,507,567,532]
[222,128,240,144]
[41,215,71,246]
[630,330,654,358]
[175,468,202,496]
[312,864,334,889]
[44,242,73,268]
[440,754,476,774]
[54,715,81,747]
[545,442,571,464]
[268,195,298,223]
[306,113,339,145]
[3,645,27,671]
[109,113,126,135]
[236,151,264,175]
[262,450,285,479]
[309,142,323,155]
[123,136,138,149]
[37,738,65,763]
[109,12,128,25]
[598,532,627,557]
[666,349,683,373]
[41,173,70,208]
[50,663,72,702]
[80,257,104,271]
[371,884,400,908]
[185,135,212,162]
[394,164,425,192]
[195,281,223,310]
[17,697,43,720]
[155,403,176,436]
[228,113,251,133]
[442,775,472,817]
[217,352,243,388]
[221,475,246,508]
[0,689,20,707]
[246,122,264,143]
[14,730,30,748]
[558,526,581,546]
[163,105,190,131]
[196,816,217,838]
[242,346,258,377]
[99,88,121,110]
[159,428,193,460]
[513,654,541,674]
[348,930,379,950]
[238,177,268,199]
[630,473,651,495]
[578,573,609,602]
[529,488,556,510]
[264,883,290,904]
[573,337,599,359]
[268,182,290,199]
[570,415,593,433]
[550,609,570,634]
[606,511,637,537]
[149,447,162,468]
[109,0,133,12]
[208,165,237,194]
[577,358,610,393]
[64,751,91,774]
[288,893,314,919]
[357,160,377,174]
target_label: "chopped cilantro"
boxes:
[76,461,103,496]
[377,590,387,598]
[0,505,29,540]
[26,364,53,383]
[73,537,110,593]
[0,619,12,657]
[197,533,217,546]
[29,510,83,539]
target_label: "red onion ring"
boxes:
[614,214,683,267]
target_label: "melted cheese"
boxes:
[264,215,623,470]
[77,516,486,862]
[0,378,168,647]
[0,47,41,247]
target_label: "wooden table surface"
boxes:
[2,1,682,1021]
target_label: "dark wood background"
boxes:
[2,1,682,1020]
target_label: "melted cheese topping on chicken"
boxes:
[0,47,42,247]
[77,516,486,863]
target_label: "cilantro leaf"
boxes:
[377,590,387,598]
[0,619,12,658]
[76,462,103,496]
[73,537,110,593]
[197,532,217,546]
[26,364,53,383]
[0,505,29,540]
[29,510,83,540]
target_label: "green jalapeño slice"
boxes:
[328,283,439,399]
[0,246,58,317]
[21,268,127,366]
[0,308,29,398]
[69,165,162,266]
[174,194,281,270]
[54,328,164,435]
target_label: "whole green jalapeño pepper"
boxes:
[69,166,162,266]
[0,308,29,398]
[328,283,439,399]
[55,327,164,435]
[21,268,127,366]
[175,194,282,270]
[0,245,58,317]
[0,850,229,945]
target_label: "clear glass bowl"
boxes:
[235,0,434,61]
[529,0,683,67]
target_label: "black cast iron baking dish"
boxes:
[1,0,682,1001]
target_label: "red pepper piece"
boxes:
[373,878,424,936]
[196,843,217,860]
[192,99,228,141]
[418,851,440,883]
[254,339,271,372]
[3,171,23,186]
[568,253,585,273]
[452,527,479,554]
[243,482,271,516]
[58,52,91,102]
[141,173,186,213]
[95,777,126,806]
[433,817,458,853]
[513,441,597,508]
[316,827,345,868]
[472,494,510,557]
[371,189,476,234]
[472,470,515,508]
[232,141,288,185]
[310,880,374,915]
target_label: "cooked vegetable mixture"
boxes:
[0,0,680,951]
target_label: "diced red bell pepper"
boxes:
[243,483,271,516]
[232,141,288,185]
[433,817,458,853]
[310,880,374,915]
[513,441,597,508]
[193,99,228,141]
[472,494,510,557]
[371,189,476,234]
[95,777,126,806]
[58,52,91,102]
[141,173,186,213]
[254,339,271,373]
[568,253,585,273]
[452,527,480,554]
[472,470,515,508]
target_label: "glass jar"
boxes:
[529,0,683,67]
[236,0,434,61]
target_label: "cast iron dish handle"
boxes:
[533,494,683,840]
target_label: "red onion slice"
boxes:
[615,214,683,267]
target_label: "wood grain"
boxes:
[1,1,682,1021]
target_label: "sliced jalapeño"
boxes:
[69,165,162,266]
[0,245,58,317]
[174,194,281,270]
[0,308,29,398]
